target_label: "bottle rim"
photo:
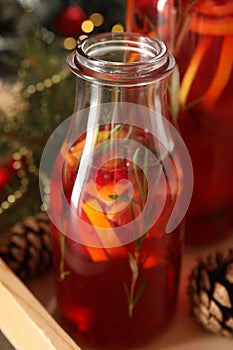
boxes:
[68,32,175,84]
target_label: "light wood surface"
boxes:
[0,258,81,350]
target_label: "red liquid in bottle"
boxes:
[50,124,182,349]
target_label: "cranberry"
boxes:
[115,168,128,182]
[96,169,114,186]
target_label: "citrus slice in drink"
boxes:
[82,198,127,261]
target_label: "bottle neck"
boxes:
[68,32,175,85]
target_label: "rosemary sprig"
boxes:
[181,96,203,111]
[59,196,71,281]
[124,124,133,140]
[59,232,70,281]
[133,148,146,206]
[108,123,123,139]
[143,148,149,196]
[99,123,132,156]
[133,147,149,256]
[168,65,180,129]
[109,191,145,317]
[143,14,159,37]
[124,253,147,317]
[109,194,141,207]
[109,145,152,317]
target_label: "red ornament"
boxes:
[54,5,87,37]
[0,167,11,190]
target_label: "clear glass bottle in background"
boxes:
[126,0,176,51]
[127,0,233,245]
[44,32,192,349]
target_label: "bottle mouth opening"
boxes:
[68,32,175,83]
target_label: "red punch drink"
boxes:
[175,0,233,245]
[127,0,233,245]
[50,124,181,349]
[42,33,192,349]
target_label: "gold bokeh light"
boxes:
[64,37,77,50]
[111,24,124,32]
[81,20,94,33]
[89,13,104,27]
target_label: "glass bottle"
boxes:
[127,0,233,245]
[126,0,176,51]
[42,32,192,349]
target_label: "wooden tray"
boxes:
[1,234,233,350]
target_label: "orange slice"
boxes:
[203,36,233,108]
[83,245,109,262]
[97,126,128,142]
[82,199,123,246]
[82,199,127,261]
[179,36,212,107]
[147,30,157,38]
[189,15,233,36]
[70,138,86,156]
[143,255,164,269]
[196,2,233,16]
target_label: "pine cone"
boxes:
[0,212,52,281]
[187,249,233,338]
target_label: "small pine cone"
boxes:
[0,213,52,281]
[187,249,233,338]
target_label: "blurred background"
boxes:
[0,0,126,232]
